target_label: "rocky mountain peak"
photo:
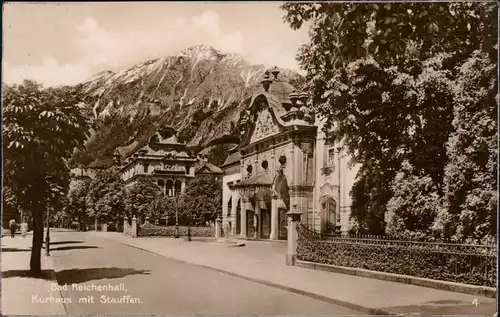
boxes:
[71,45,304,169]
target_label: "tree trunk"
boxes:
[30,204,44,274]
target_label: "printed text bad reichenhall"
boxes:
[52,283,127,292]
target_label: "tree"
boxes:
[180,175,222,226]
[436,52,498,241]
[385,161,443,238]
[281,3,497,236]
[124,178,163,221]
[67,179,92,230]
[349,160,391,235]
[86,168,125,226]
[147,195,170,223]
[2,80,89,273]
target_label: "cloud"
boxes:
[188,10,244,54]
[3,57,92,87]
[3,9,299,87]
[246,42,303,74]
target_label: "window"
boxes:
[143,163,149,173]
[261,160,268,170]
[328,148,336,167]
[246,165,253,178]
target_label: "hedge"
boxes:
[138,223,215,237]
[297,229,496,287]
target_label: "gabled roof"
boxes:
[195,159,223,175]
[221,150,241,167]
[233,171,273,188]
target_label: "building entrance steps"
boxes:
[96,232,497,316]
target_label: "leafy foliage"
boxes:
[137,225,214,237]
[437,52,498,241]
[282,3,497,239]
[2,80,89,272]
[66,178,92,228]
[124,178,163,219]
[147,195,170,222]
[86,168,125,221]
[179,175,222,226]
[385,161,443,237]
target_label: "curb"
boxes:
[118,241,394,316]
[296,260,497,299]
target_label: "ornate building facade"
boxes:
[114,126,222,196]
[221,69,359,240]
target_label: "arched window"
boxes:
[166,180,174,197]
[174,180,182,196]
[321,197,337,233]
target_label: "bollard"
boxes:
[286,207,302,266]
[123,217,128,235]
[132,216,137,238]
[215,218,222,239]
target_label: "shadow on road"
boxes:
[47,246,99,251]
[2,267,151,285]
[1,243,92,253]
[48,241,84,245]
[1,269,54,280]
[55,267,151,284]
[1,247,31,252]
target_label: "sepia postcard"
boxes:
[1,2,498,316]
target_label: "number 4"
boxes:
[472,298,479,307]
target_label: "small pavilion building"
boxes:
[221,68,359,240]
[115,126,221,196]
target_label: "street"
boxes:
[47,231,362,315]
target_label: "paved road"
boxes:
[48,231,363,315]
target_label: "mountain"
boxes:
[70,45,304,169]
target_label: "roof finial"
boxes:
[271,66,280,80]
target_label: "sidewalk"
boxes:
[1,235,67,315]
[98,232,497,316]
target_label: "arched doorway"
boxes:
[321,197,338,234]
[235,198,241,234]
[278,208,288,240]
[260,200,271,239]
[274,172,290,240]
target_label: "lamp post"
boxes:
[45,175,52,257]
[45,204,50,256]
[175,195,179,238]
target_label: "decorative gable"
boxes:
[250,109,280,144]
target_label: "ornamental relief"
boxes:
[250,109,280,144]
[163,163,186,172]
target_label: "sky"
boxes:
[2,2,309,87]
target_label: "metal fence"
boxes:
[297,224,497,287]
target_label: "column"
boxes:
[123,217,128,235]
[132,216,137,238]
[240,198,247,238]
[181,179,186,194]
[215,217,222,239]
[231,193,238,237]
[286,207,302,266]
[254,199,260,240]
[270,195,278,240]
